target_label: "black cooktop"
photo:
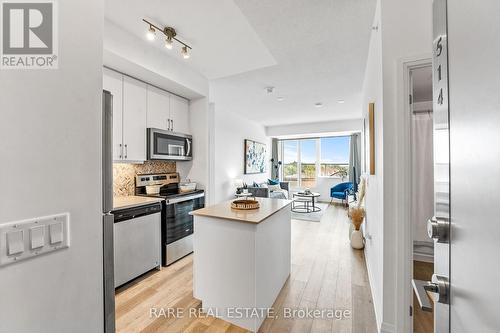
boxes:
[146,189,205,199]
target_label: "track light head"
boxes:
[181,46,190,59]
[146,25,156,41]
[165,36,173,49]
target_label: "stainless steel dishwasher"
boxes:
[113,202,162,288]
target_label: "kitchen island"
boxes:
[191,198,292,332]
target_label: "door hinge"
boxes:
[409,305,413,316]
[409,94,413,105]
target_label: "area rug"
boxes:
[291,203,329,222]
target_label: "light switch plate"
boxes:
[0,213,70,267]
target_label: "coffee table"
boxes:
[292,192,321,213]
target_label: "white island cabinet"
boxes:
[191,198,292,332]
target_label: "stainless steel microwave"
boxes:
[147,128,192,161]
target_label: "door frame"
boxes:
[394,55,432,333]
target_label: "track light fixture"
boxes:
[143,19,192,59]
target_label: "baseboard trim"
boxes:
[380,322,396,333]
[363,249,382,331]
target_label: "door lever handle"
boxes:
[412,274,449,312]
[412,279,434,312]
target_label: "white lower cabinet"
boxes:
[122,76,147,162]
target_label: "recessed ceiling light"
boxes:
[265,87,275,94]
[314,102,323,108]
[337,100,345,104]
[277,97,284,101]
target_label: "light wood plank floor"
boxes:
[413,261,434,333]
[115,204,377,333]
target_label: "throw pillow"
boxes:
[268,184,281,192]
[268,178,280,185]
[252,182,260,188]
[260,183,269,188]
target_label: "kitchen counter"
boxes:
[190,198,292,224]
[192,197,292,332]
[113,196,164,211]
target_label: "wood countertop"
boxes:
[191,198,292,224]
[113,196,164,211]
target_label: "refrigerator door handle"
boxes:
[102,90,114,213]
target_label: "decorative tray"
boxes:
[231,199,260,210]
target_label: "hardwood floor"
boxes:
[115,204,377,333]
[413,261,434,333]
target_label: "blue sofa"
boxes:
[330,182,353,205]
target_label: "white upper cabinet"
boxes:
[103,68,123,161]
[122,76,147,162]
[170,94,190,134]
[146,85,170,131]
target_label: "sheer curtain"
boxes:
[411,112,434,245]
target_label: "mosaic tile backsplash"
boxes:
[113,161,176,197]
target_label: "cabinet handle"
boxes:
[124,144,128,159]
[171,119,174,131]
[119,143,123,159]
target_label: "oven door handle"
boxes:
[166,193,204,204]
[187,139,192,157]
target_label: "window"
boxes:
[279,136,351,189]
[320,136,350,178]
[300,139,317,188]
[282,140,298,188]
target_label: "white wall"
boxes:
[360,0,384,329]
[213,107,271,203]
[361,0,433,331]
[266,118,363,138]
[176,97,211,203]
[0,1,103,332]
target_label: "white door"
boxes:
[147,85,170,131]
[446,0,500,331]
[122,76,147,162]
[418,1,500,332]
[103,68,123,161]
[169,94,190,134]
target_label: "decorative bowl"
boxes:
[231,199,260,210]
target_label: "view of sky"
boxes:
[283,136,350,164]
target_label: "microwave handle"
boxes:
[186,138,191,156]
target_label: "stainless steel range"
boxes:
[135,173,205,266]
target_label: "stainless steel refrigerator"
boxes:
[102,90,115,333]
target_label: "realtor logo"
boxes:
[1,0,58,69]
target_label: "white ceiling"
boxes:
[211,0,377,126]
[104,0,277,80]
[105,0,377,127]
